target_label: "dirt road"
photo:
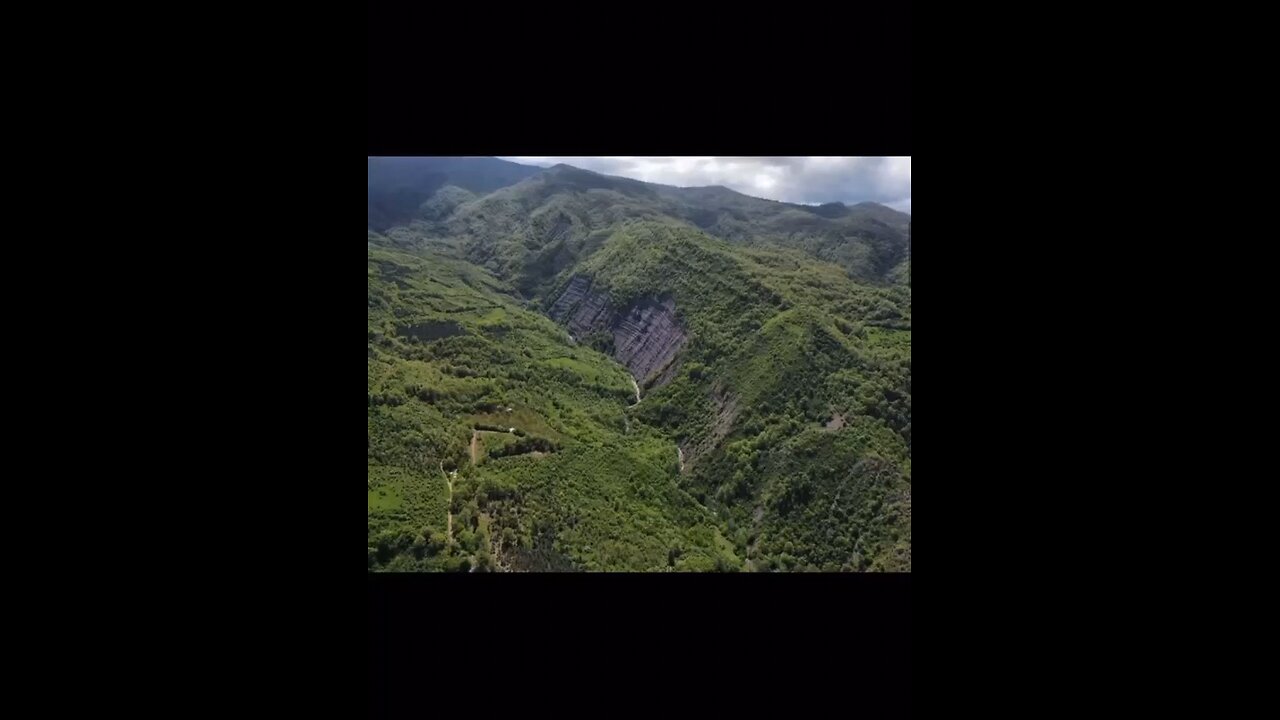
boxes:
[439,461,453,542]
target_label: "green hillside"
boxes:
[368,160,911,572]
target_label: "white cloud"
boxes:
[502,156,910,211]
[752,171,779,190]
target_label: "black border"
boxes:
[188,2,1103,716]
[367,3,911,158]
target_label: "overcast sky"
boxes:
[501,157,911,213]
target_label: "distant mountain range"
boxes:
[368,157,910,286]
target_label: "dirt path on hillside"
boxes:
[630,376,641,405]
[439,461,453,542]
[470,430,480,465]
[745,505,764,572]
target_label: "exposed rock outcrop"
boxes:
[540,211,574,244]
[612,297,684,384]
[566,288,611,336]
[548,275,591,319]
[651,354,683,390]
[549,275,687,387]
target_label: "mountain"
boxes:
[393,163,911,290]
[368,160,911,572]
[367,156,542,231]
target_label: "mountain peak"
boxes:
[852,201,892,211]
[804,201,851,219]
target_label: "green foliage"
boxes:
[368,163,911,572]
[368,245,735,571]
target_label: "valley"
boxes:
[368,157,911,572]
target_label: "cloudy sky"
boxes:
[502,157,911,213]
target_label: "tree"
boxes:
[426,532,447,556]
[713,555,740,572]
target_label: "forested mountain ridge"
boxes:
[374,162,910,288]
[368,158,911,572]
[367,156,543,231]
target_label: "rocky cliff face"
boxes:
[547,275,591,320]
[549,275,687,387]
[612,297,684,385]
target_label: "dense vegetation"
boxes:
[368,159,911,572]
[368,244,737,571]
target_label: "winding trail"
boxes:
[470,430,480,465]
[629,376,641,405]
[440,461,453,542]
[677,446,685,473]
[746,505,764,572]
